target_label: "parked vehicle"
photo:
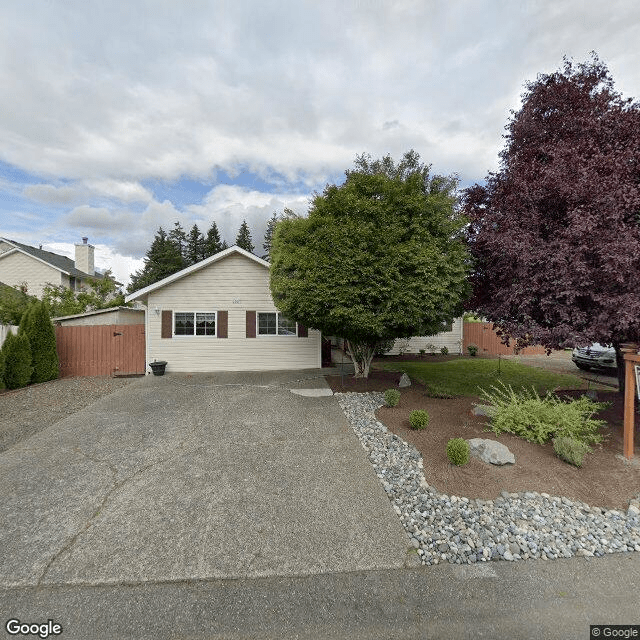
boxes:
[571,343,617,372]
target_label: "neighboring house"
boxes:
[386,318,464,355]
[0,237,108,298]
[125,246,321,373]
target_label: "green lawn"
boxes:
[380,358,592,397]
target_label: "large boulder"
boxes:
[468,438,515,466]
[398,373,411,388]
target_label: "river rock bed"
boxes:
[335,391,640,565]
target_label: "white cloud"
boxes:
[2,0,638,187]
[2,0,640,278]
[187,184,311,252]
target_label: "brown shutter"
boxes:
[217,310,228,338]
[297,323,308,338]
[246,311,256,338]
[161,310,172,338]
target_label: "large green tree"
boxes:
[128,227,184,293]
[45,271,125,316]
[270,151,470,377]
[0,283,34,325]
[203,221,224,258]
[185,223,205,266]
[235,220,255,253]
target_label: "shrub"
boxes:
[425,343,437,354]
[440,346,449,355]
[19,301,59,383]
[384,388,401,407]
[467,344,478,356]
[447,438,470,465]
[1,331,33,390]
[0,346,5,390]
[478,381,608,446]
[409,409,430,430]
[374,339,396,356]
[553,436,591,467]
[418,349,426,358]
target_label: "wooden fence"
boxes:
[463,322,546,356]
[55,324,146,377]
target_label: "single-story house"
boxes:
[124,246,322,373]
[386,318,464,355]
[0,236,112,298]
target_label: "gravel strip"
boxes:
[0,377,137,452]
[336,391,640,565]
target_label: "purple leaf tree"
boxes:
[463,55,640,391]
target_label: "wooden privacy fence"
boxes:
[463,322,546,356]
[55,324,146,377]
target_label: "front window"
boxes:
[258,312,297,336]
[174,312,216,336]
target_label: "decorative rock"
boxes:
[468,438,515,466]
[334,391,640,568]
[472,405,494,417]
[398,373,411,388]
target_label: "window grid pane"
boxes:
[196,312,216,336]
[277,314,297,336]
[258,313,277,335]
[175,312,194,335]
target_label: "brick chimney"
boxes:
[75,237,95,275]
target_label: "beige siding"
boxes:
[0,252,63,298]
[387,318,464,355]
[146,253,321,372]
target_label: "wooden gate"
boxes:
[55,324,146,377]
[463,322,546,356]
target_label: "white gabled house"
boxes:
[125,246,322,373]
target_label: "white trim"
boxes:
[172,310,218,338]
[125,246,270,302]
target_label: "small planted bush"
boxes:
[478,381,608,446]
[440,346,449,355]
[384,388,401,407]
[409,409,430,430]
[447,438,470,466]
[418,349,426,358]
[553,436,591,467]
[1,331,33,390]
[467,344,478,356]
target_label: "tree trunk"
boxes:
[345,340,376,378]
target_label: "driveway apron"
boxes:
[0,371,410,587]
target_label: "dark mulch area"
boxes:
[325,368,640,511]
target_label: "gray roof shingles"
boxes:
[2,239,105,280]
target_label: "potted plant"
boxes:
[149,360,168,376]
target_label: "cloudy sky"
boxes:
[1,0,639,286]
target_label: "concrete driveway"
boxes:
[0,370,411,588]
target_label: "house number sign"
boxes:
[233,298,241,304]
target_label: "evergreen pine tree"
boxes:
[262,212,279,259]
[203,222,223,258]
[19,301,58,383]
[185,224,205,266]
[235,220,254,253]
[168,221,188,267]
[1,330,32,389]
[127,227,184,293]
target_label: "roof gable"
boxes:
[125,246,270,302]
[0,238,104,280]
